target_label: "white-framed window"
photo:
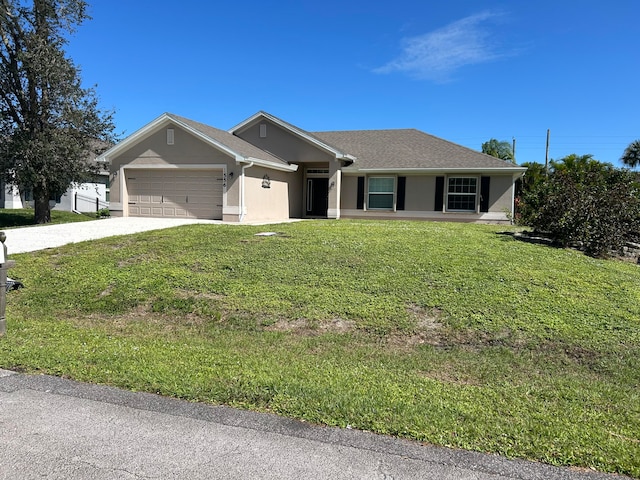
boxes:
[447,177,477,211]
[367,176,394,210]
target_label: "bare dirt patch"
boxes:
[381,305,446,351]
[265,317,356,335]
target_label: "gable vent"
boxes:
[167,128,175,145]
[259,123,267,138]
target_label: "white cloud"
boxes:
[375,11,508,82]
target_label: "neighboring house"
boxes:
[0,149,110,214]
[0,177,109,213]
[97,111,526,224]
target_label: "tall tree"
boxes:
[481,138,514,163]
[621,140,640,169]
[0,0,115,223]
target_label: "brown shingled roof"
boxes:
[313,129,520,171]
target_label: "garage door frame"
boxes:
[121,164,228,219]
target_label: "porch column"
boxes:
[327,163,341,219]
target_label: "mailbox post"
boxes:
[0,231,15,336]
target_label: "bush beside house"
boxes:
[517,156,640,257]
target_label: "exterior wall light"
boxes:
[262,175,271,189]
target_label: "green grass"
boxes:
[1,220,639,477]
[0,208,96,228]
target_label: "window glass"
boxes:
[369,177,394,193]
[368,177,394,209]
[447,177,477,211]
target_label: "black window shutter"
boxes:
[356,176,365,210]
[397,176,406,210]
[480,176,491,212]
[434,176,444,211]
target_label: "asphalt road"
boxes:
[0,370,630,480]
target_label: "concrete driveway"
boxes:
[1,217,218,254]
[1,217,300,254]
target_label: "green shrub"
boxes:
[520,163,640,257]
[96,208,110,218]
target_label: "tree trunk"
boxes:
[34,190,51,224]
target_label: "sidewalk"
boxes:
[0,370,629,480]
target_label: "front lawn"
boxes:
[0,208,95,228]
[1,220,639,477]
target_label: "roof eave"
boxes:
[239,156,299,172]
[345,167,528,175]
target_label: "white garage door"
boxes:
[127,170,224,220]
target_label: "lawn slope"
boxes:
[1,220,639,477]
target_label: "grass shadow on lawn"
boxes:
[0,209,95,228]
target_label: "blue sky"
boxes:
[66,0,639,166]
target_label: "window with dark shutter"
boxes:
[434,176,444,211]
[480,176,490,212]
[356,176,364,209]
[397,176,406,210]
[367,177,394,209]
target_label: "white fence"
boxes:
[74,192,109,212]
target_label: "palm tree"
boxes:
[481,139,515,163]
[550,153,609,174]
[621,140,640,169]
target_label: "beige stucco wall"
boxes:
[340,175,435,211]
[287,168,304,218]
[243,166,291,222]
[340,173,516,222]
[487,175,514,212]
[405,176,436,211]
[341,175,359,209]
[237,120,334,164]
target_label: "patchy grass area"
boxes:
[1,220,639,477]
[0,208,95,228]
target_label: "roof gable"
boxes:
[230,111,355,161]
[98,113,297,172]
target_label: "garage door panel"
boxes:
[127,169,223,219]
[188,195,216,205]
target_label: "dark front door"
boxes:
[306,178,329,217]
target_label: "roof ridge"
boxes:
[312,128,417,134]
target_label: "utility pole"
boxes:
[512,137,516,163]
[545,129,550,174]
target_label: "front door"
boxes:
[306,178,329,217]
